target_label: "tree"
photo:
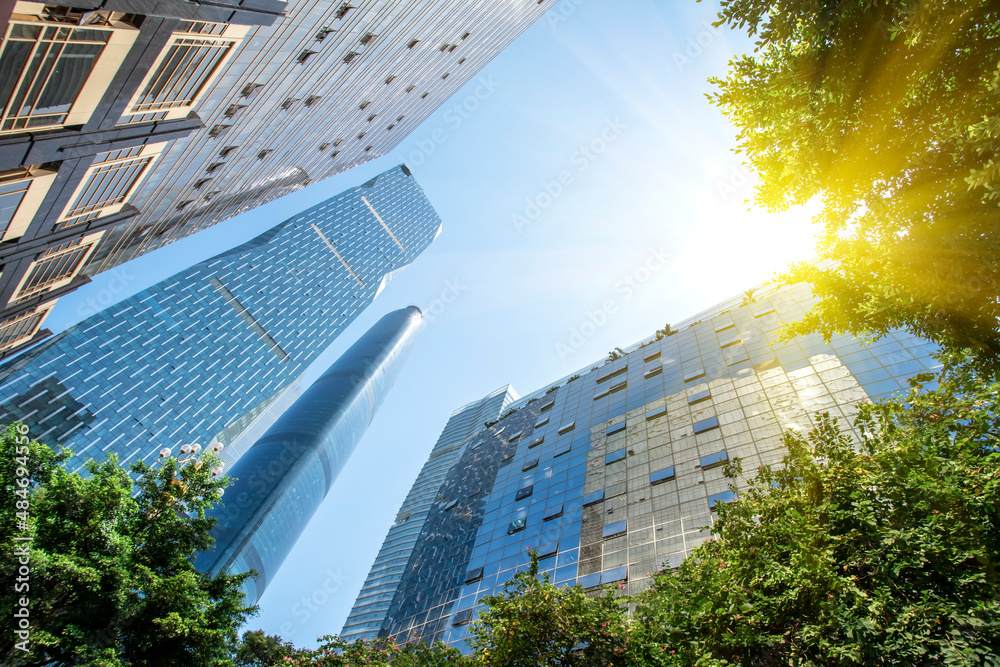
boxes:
[234,630,308,666]
[266,635,470,667]
[467,552,629,666]
[628,357,1000,665]
[707,0,1000,374]
[654,324,675,340]
[0,424,256,666]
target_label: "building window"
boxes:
[650,467,675,484]
[334,3,354,20]
[605,449,626,465]
[688,389,711,405]
[407,38,420,49]
[58,143,163,226]
[543,504,563,520]
[124,24,246,120]
[1,12,138,134]
[537,541,558,559]
[684,369,706,383]
[359,32,376,45]
[10,232,103,304]
[0,166,54,241]
[603,520,627,539]
[343,51,359,64]
[0,305,52,353]
[700,450,729,469]
[694,417,721,435]
[708,490,737,508]
[241,82,263,98]
[209,124,232,138]
[645,405,666,420]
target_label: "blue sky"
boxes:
[47,0,820,647]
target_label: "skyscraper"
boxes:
[342,384,520,642]
[0,0,552,358]
[0,165,440,474]
[349,280,939,649]
[197,306,423,604]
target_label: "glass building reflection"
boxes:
[348,281,940,650]
[0,165,441,475]
[197,306,423,603]
[342,384,520,641]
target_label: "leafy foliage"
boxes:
[0,425,255,666]
[259,635,470,667]
[708,0,1000,373]
[629,358,1000,665]
[234,630,309,666]
[467,553,629,666]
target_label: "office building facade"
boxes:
[0,165,440,474]
[342,384,520,642]
[198,306,423,603]
[0,0,552,358]
[353,281,939,650]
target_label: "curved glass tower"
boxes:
[197,306,423,603]
[0,166,440,475]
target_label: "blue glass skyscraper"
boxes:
[342,384,520,641]
[0,165,441,473]
[347,280,940,650]
[198,306,423,603]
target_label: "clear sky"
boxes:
[46,0,820,648]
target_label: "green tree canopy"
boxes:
[0,426,256,666]
[466,553,629,666]
[628,358,1000,665]
[707,0,1000,373]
